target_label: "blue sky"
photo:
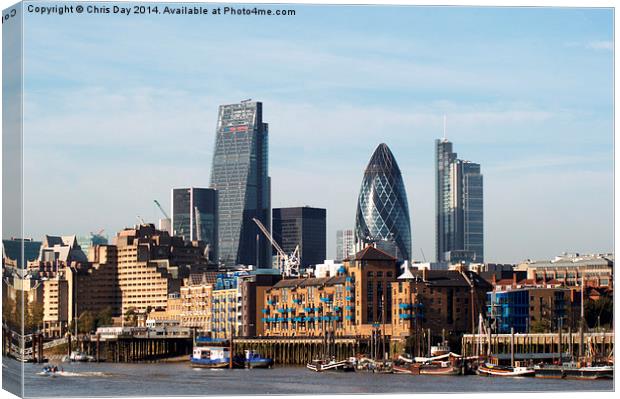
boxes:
[10,2,614,263]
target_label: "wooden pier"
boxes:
[233,337,365,365]
[461,332,614,361]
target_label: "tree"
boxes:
[584,297,613,329]
[78,311,97,334]
[96,307,113,328]
[124,307,137,327]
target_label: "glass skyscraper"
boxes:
[210,100,271,267]
[435,139,484,262]
[335,228,355,262]
[354,143,412,262]
[171,187,218,262]
[272,207,326,268]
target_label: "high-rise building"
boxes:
[336,229,355,262]
[272,207,326,268]
[171,187,218,262]
[210,100,271,268]
[435,139,484,262]
[354,143,412,262]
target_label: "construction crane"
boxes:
[252,217,300,277]
[153,200,170,220]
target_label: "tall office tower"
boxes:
[171,187,218,262]
[272,206,326,268]
[210,100,271,267]
[435,139,484,262]
[336,229,355,262]
[354,143,412,262]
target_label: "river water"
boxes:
[2,357,613,397]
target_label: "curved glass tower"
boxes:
[354,143,412,261]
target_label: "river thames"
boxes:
[2,357,614,397]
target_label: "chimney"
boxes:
[512,272,517,289]
[422,267,428,282]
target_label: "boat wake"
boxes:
[37,371,111,378]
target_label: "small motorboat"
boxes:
[477,362,534,377]
[69,351,95,362]
[244,350,274,369]
[39,365,61,377]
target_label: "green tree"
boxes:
[96,306,113,328]
[584,297,613,329]
[78,311,97,333]
[124,307,137,327]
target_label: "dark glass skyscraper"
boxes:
[171,187,218,262]
[435,139,484,262]
[354,143,412,262]
[210,100,271,267]
[272,207,326,268]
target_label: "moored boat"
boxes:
[477,362,534,377]
[534,363,613,380]
[244,350,273,369]
[190,346,239,369]
[420,361,462,376]
[306,358,355,372]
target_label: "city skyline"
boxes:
[6,5,613,263]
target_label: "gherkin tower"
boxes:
[354,143,412,261]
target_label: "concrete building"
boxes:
[515,253,613,288]
[313,260,343,278]
[115,224,208,314]
[272,206,326,268]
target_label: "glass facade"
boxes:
[335,229,355,262]
[272,207,326,268]
[354,143,411,261]
[171,187,218,262]
[435,139,484,262]
[210,101,271,267]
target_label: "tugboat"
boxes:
[244,350,274,369]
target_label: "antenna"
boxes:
[443,115,447,140]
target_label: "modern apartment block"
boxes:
[435,139,484,263]
[210,100,271,268]
[354,143,412,262]
[515,253,613,288]
[335,229,355,262]
[171,187,218,262]
[486,287,570,333]
[272,206,326,268]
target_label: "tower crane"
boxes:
[252,217,300,277]
[153,200,170,220]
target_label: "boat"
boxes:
[477,362,535,377]
[420,361,462,376]
[244,350,273,369]
[431,341,451,357]
[392,362,420,375]
[39,365,61,377]
[190,346,240,369]
[306,357,356,372]
[534,363,613,380]
[69,350,95,362]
